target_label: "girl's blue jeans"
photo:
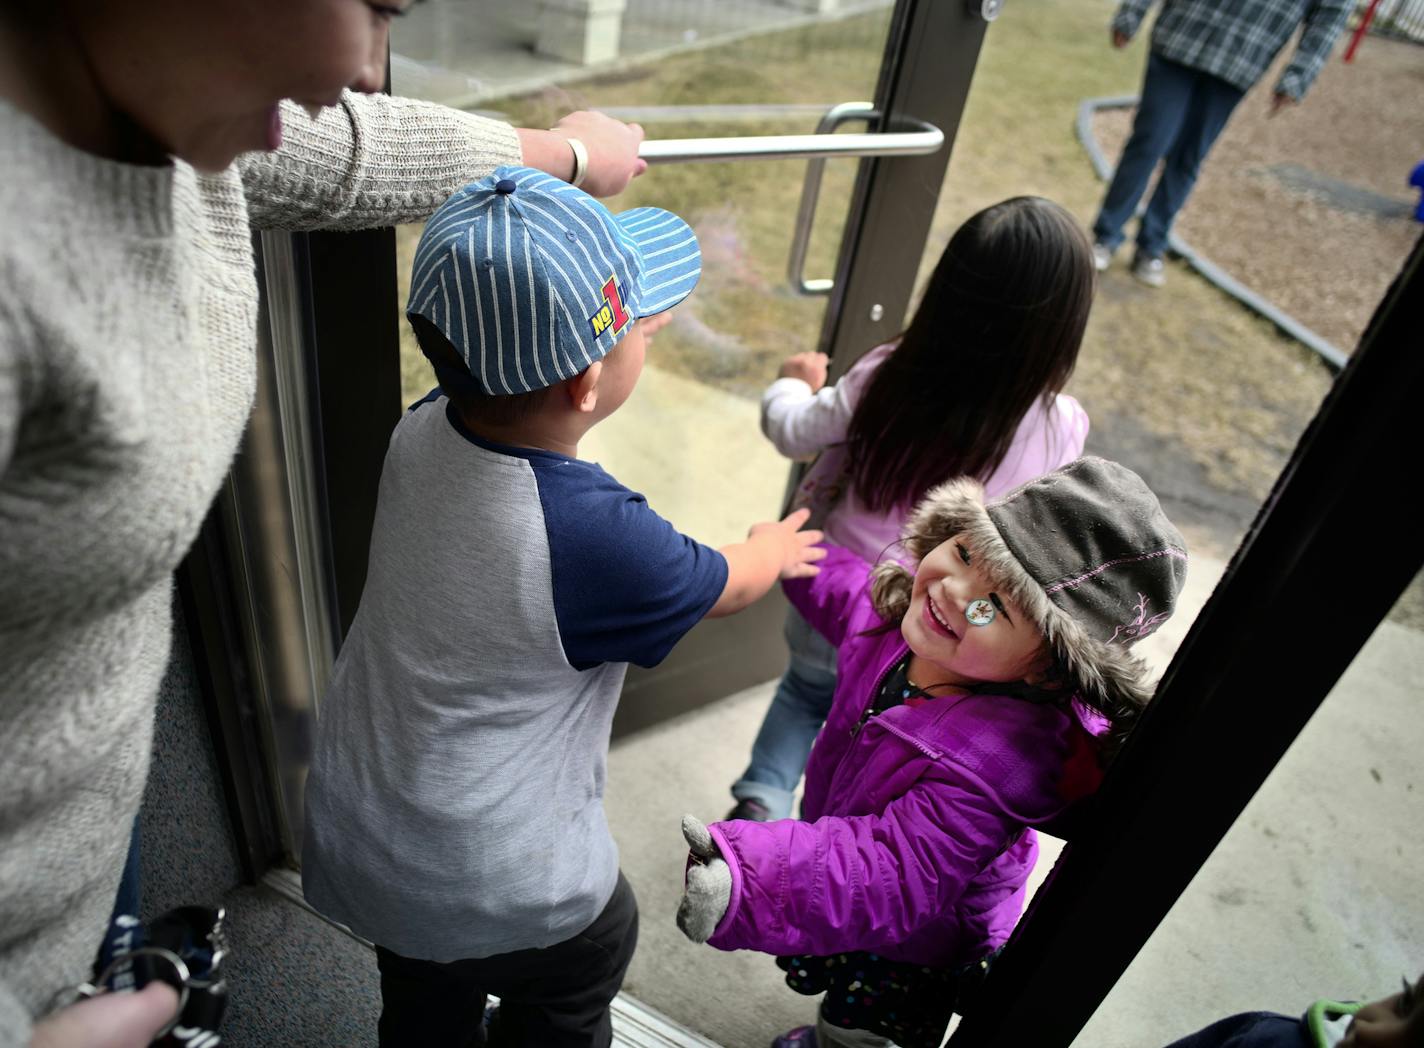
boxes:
[731,608,839,820]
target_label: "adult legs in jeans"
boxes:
[1092,53,1199,252]
[1135,69,1243,258]
[375,872,638,1048]
[731,608,838,820]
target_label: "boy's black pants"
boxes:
[375,872,638,1048]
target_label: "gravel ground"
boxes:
[1087,31,1424,625]
[1092,33,1423,356]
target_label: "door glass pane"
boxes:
[391,2,897,545]
[1074,568,1424,1044]
[905,0,1413,608]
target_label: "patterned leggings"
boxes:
[778,950,985,1048]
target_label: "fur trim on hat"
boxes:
[870,475,1158,753]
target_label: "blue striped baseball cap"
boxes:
[407,165,702,396]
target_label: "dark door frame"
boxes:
[820,0,991,374]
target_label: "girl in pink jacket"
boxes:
[729,197,1095,824]
[679,458,1188,1048]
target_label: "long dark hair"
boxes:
[845,197,1094,513]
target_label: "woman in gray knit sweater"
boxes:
[0,2,646,1045]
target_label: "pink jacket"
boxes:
[761,342,1090,562]
[705,546,1106,967]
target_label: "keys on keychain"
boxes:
[76,906,229,1047]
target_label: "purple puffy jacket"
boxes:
[705,545,1106,967]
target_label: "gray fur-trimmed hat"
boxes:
[873,457,1188,731]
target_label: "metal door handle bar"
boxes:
[636,104,940,163]
[788,102,877,295]
[636,103,940,296]
[599,103,844,124]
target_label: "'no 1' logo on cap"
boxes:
[589,275,631,339]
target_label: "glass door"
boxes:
[388,0,989,729]
[391,2,899,536]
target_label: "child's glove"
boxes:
[675,815,732,943]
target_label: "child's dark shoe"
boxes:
[725,798,772,822]
[771,1026,818,1048]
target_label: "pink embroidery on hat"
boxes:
[1044,548,1187,595]
[1109,593,1171,644]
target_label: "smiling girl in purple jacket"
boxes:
[676,458,1188,1048]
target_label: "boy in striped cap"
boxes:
[301,166,824,1047]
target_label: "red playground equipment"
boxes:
[1344,0,1381,60]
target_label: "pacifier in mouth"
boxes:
[965,598,996,626]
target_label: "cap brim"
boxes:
[615,207,702,317]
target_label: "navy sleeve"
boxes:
[535,460,729,669]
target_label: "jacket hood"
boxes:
[873,458,1188,746]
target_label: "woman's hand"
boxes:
[778,352,829,393]
[552,111,647,196]
[518,112,647,197]
[30,983,179,1048]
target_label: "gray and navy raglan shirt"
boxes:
[302,393,727,961]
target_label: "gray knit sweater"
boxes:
[0,91,520,1045]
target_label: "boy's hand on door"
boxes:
[746,508,826,581]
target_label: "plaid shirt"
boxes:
[1113,0,1352,97]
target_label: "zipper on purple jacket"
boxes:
[823,653,903,817]
[848,646,951,761]
[850,646,910,739]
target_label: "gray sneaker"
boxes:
[1092,241,1114,272]
[1131,252,1166,288]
